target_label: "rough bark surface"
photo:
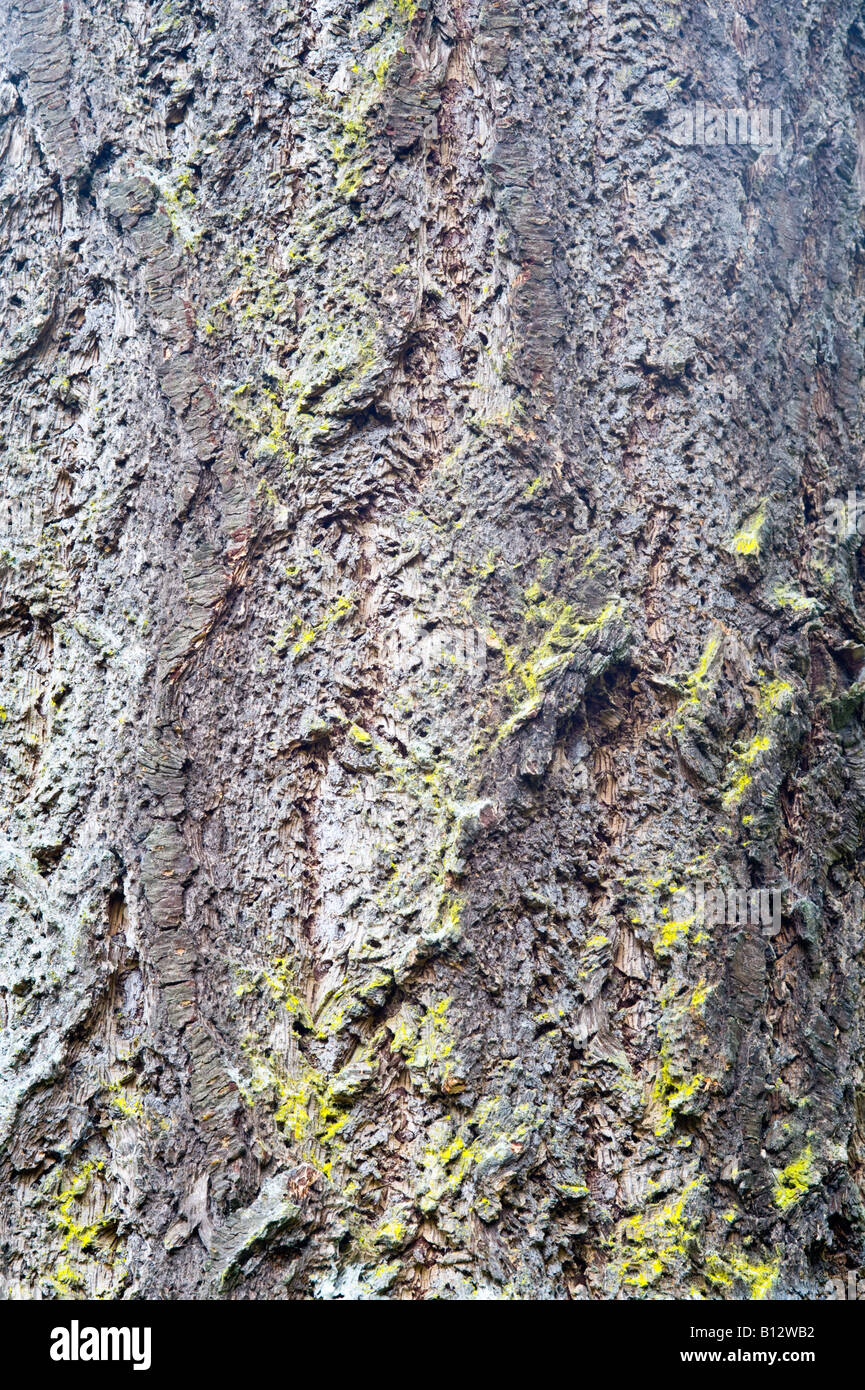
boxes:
[2,0,865,1300]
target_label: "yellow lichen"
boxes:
[495,597,624,742]
[730,499,767,556]
[651,1056,706,1136]
[612,1178,706,1289]
[705,1250,779,1300]
[773,1147,818,1209]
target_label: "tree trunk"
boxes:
[2,0,865,1301]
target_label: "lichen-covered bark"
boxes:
[1,0,865,1300]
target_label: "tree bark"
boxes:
[1,0,865,1300]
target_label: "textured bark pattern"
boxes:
[1,0,865,1300]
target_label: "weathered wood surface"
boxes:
[1,0,864,1299]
